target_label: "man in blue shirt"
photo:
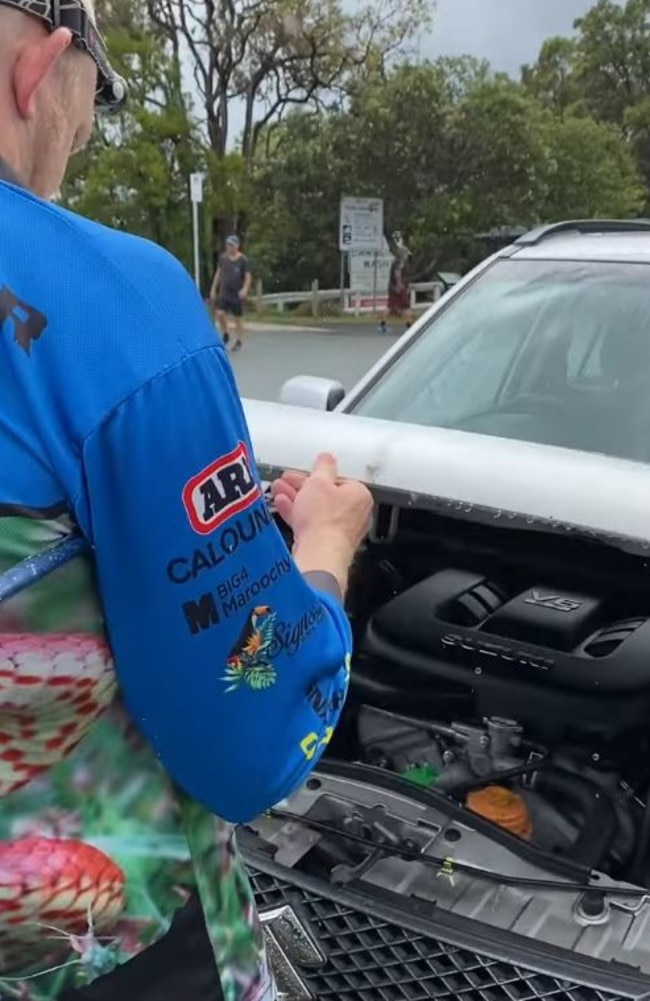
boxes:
[0,3,373,999]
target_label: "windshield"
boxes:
[351,258,650,464]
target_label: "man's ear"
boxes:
[12,28,73,120]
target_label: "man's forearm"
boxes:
[302,570,343,602]
[293,531,354,601]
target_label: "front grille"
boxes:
[250,869,625,1001]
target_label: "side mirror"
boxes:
[279,375,345,412]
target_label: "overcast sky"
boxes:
[423,0,615,74]
[223,0,614,147]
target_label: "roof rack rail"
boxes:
[515,219,650,246]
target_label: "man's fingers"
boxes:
[281,470,308,490]
[311,452,338,481]
[273,492,294,527]
[271,479,298,504]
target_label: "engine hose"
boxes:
[444,758,549,798]
[536,768,617,870]
[448,762,617,870]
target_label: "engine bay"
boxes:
[248,503,650,974]
[354,707,637,877]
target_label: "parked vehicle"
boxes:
[240,222,650,1000]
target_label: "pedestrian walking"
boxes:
[379,231,414,333]
[209,235,252,351]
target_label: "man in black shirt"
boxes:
[209,235,252,351]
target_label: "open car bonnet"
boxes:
[242,398,650,998]
[243,398,650,555]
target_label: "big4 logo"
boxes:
[183,442,261,535]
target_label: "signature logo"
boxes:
[0,286,47,356]
[268,605,326,658]
[223,605,278,692]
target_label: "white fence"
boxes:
[253,280,444,316]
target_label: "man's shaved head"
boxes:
[0,1,97,198]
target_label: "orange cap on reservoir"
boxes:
[466,785,533,840]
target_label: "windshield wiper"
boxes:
[264,807,649,900]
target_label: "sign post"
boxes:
[372,251,379,317]
[339,197,384,310]
[189,172,205,290]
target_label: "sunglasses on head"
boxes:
[0,0,128,110]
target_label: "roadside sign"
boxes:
[349,247,392,295]
[189,173,205,289]
[339,196,384,252]
[190,172,205,204]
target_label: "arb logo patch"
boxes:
[183,442,261,535]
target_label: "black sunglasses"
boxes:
[0,0,128,110]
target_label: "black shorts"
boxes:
[216,296,243,318]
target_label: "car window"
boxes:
[351,258,650,463]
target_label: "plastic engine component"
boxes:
[401,763,439,788]
[483,587,602,652]
[467,785,532,840]
[367,569,650,694]
[360,569,650,740]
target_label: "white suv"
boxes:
[243,222,650,1001]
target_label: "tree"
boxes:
[61,1,205,273]
[246,113,346,290]
[247,65,489,287]
[249,60,644,292]
[624,96,650,195]
[146,0,434,168]
[521,37,581,115]
[67,0,646,291]
[523,0,650,128]
[573,0,650,126]
[446,78,550,228]
[542,115,644,219]
[522,0,650,207]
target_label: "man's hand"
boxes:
[271,469,307,514]
[272,453,373,597]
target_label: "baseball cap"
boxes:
[0,0,128,110]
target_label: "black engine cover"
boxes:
[361,569,650,740]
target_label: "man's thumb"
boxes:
[312,452,338,481]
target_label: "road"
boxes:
[228,321,403,402]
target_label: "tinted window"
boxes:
[352,258,650,463]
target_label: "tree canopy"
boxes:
[523,0,650,206]
[250,60,644,288]
[61,0,650,291]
